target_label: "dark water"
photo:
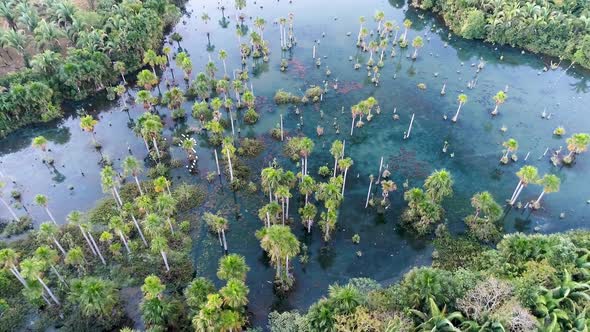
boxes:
[1,0,590,327]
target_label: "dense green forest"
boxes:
[0,0,181,138]
[412,0,590,69]
[267,231,590,332]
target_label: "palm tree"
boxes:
[30,50,61,74]
[0,248,29,290]
[69,277,119,318]
[100,166,123,207]
[156,194,176,234]
[218,49,228,78]
[402,19,412,43]
[410,297,463,331]
[143,49,159,76]
[470,191,502,220]
[32,135,49,162]
[299,175,316,205]
[217,254,249,281]
[220,279,249,309]
[38,222,67,256]
[299,203,317,233]
[491,90,507,116]
[220,309,245,332]
[162,87,185,110]
[109,216,131,254]
[275,185,291,224]
[122,156,144,195]
[330,140,344,177]
[412,36,424,59]
[65,247,86,274]
[255,225,300,284]
[204,212,229,251]
[564,133,590,163]
[0,181,18,220]
[33,19,63,51]
[338,157,354,196]
[533,174,560,207]
[451,94,468,122]
[135,90,156,111]
[35,194,57,224]
[374,10,385,32]
[140,115,163,159]
[151,236,170,272]
[153,176,171,195]
[137,69,158,90]
[79,114,99,146]
[509,165,539,205]
[381,180,397,204]
[34,246,66,284]
[2,29,30,67]
[20,258,60,305]
[501,138,518,164]
[261,167,282,203]
[222,137,236,182]
[0,0,17,30]
[424,169,454,204]
[67,210,104,264]
[113,61,127,85]
[356,16,365,46]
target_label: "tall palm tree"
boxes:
[298,137,314,176]
[424,169,454,204]
[217,254,249,281]
[218,49,228,78]
[65,247,86,274]
[35,194,57,224]
[151,236,170,272]
[143,49,159,76]
[299,203,317,233]
[220,279,249,309]
[141,115,163,159]
[0,181,18,220]
[20,258,60,305]
[156,194,176,234]
[470,191,502,220]
[255,225,300,283]
[100,166,123,207]
[509,165,539,205]
[564,133,590,163]
[122,202,148,247]
[219,309,245,332]
[0,248,29,289]
[451,94,468,122]
[113,61,127,85]
[491,90,507,115]
[374,10,385,32]
[501,138,518,164]
[402,19,412,43]
[153,176,171,195]
[0,0,17,30]
[109,216,131,254]
[338,157,354,196]
[122,156,144,195]
[79,114,99,146]
[38,222,67,256]
[275,185,291,224]
[33,19,63,51]
[411,36,424,59]
[69,277,119,318]
[330,140,344,177]
[2,28,30,67]
[299,175,316,205]
[34,246,66,284]
[356,16,365,46]
[136,69,158,90]
[534,174,560,207]
[204,212,229,251]
[222,137,236,182]
[261,167,282,203]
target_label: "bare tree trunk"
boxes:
[221,229,228,252]
[38,277,60,305]
[365,177,373,208]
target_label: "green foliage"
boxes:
[274,89,302,104]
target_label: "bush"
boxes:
[1,217,33,237]
[243,108,259,124]
[274,90,302,104]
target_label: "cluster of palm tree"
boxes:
[562,133,590,165]
[350,96,379,135]
[508,165,561,209]
[401,169,454,235]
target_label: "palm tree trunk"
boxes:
[452,103,463,122]
[120,73,126,85]
[226,148,234,181]
[45,207,57,224]
[342,167,349,196]
[118,231,131,254]
[217,231,222,246]
[491,103,499,115]
[50,265,66,284]
[403,28,408,42]
[79,227,97,256]
[88,232,106,265]
[510,181,523,203]
[307,218,312,233]
[534,190,545,205]
[510,184,525,205]
[130,213,148,247]
[221,229,228,252]
[413,48,418,59]
[285,256,289,278]
[266,212,271,228]
[281,200,285,225]
[10,267,28,288]
[134,176,144,195]
[0,197,18,220]
[53,237,67,256]
[350,116,355,136]
[161,250,170,272]
[222,60,227,77]
[143,137,150,154]
[152,137,161,159]
[166,217,174,234]
[112,188,123,207]
[357,24,363,44]
[286,197,289,220]
[365,178,373,208]
[37,277,60,305]
[333,157,338,177]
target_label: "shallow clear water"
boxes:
[1,0,590,327]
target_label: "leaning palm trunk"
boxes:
[10,267,28,288]
[50,265,66,284]
[45,208,57,224]
[510,183,526,205]
[534,190,546,205]
[281,200,285,225]
[286,197,290,220]
[52,237,67,256]
[130,214,148,247]
[152,137,161,159]
[166,218,175,235]
[341,167,349,196]
[161,250,170,272]
[88,232,106,265]
[37,277,60,305]
[451,103,463,122]
[1,197,18,220]
[134,176,144,195]
[226,149,234,182]
[365,178,373,208]
[118,231,131,254]
[111,188,123,207]
[221,229,228,252]
[509,181,523,203]
[79,227,97,256]
[350,116,356,136]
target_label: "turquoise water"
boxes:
[1,0,590,327]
